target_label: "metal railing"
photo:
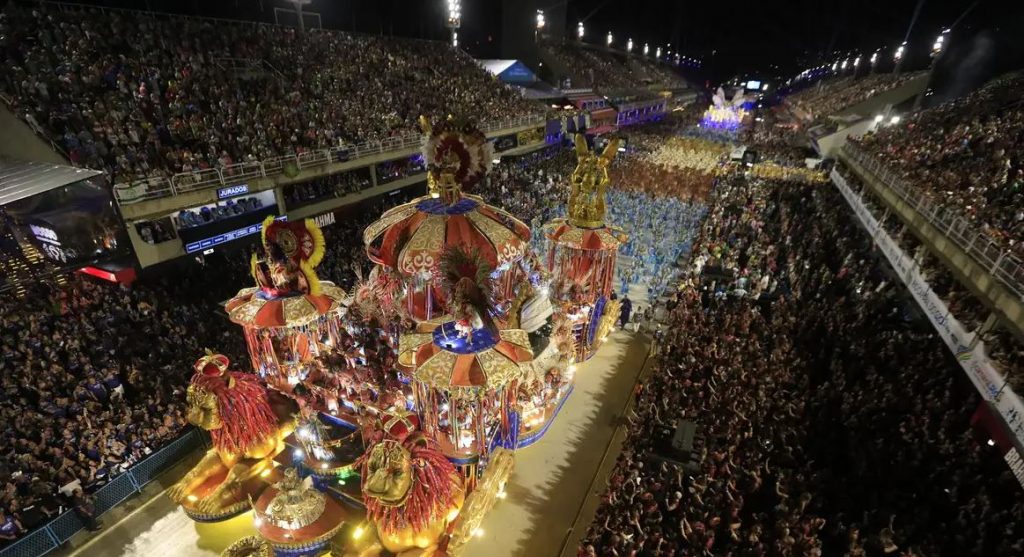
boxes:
[842,142,1024,299]
[112,114,545,205]
[0,430,205,557]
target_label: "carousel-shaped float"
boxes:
[544,134,626,362]
[226,217,349,403]
[398,247,533,481]
[362,117,531,323]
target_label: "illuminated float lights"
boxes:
[700,106,748,131]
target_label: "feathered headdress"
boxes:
[438,245,498,336]
[420,115,494,197]
[254,216,327,295]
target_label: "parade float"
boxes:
[702,87,749,130]
[362,117,531,323]
[169,352,295,522]
[225,217,349,403]
[544,134,626,362]
[189,117,624,556]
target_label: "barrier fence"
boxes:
[841,143,1024,300]
[0,430,205,557]
[112,114,546,205]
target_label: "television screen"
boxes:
[746,80,762,90]
[3,175,127,271]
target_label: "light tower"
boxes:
[893,41,907,76]
[446,0,461,47]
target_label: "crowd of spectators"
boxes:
[0,3,544,183]
[0,183,416,544]
[785,72,924,123]
[476,147,572,226]
[542,42,687,91]
[175,196,265,229]
[581,171,1024,556]
[0,269,248,541]
[851,74,1024,254]
[376,156,427,185]
[284,170,373,210]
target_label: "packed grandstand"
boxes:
[0,2,1022,557]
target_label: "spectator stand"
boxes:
[0,430,205,557]
[831,167,1024,458]
[840,143,1024,324]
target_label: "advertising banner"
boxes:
[831,169,1024,446]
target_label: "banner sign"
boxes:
[185,215,286,254]
[831,169,1024,446]
[217,183,250,200]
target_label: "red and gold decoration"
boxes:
[249,468,350,555]
[545,134,627,361]
[168,353,295,521]
[363,117,530,322]
[350,429,465,556]
[226,216,349,394]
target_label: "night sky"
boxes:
[561,0,1020,82]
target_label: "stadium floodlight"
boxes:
[870,51,878,65]
[577,21,585,40]
[656,46,662,58]
[894,41,906,62]
[446,0,461,29]
[452,30,458,47]
[890,115,901,124]
[854,55,861,67]
[932,28,950,58]
[874,114,884,123]
[831,61,838,71]
[627,38,634,53]
[607,31,613,46]
[536,10,545,30]
[841,59,848,70]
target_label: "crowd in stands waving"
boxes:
[0,3,543,182]
[0,189,413,543]
[581,171,1024,556]
[851,74,1024,254]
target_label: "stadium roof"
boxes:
[477,59,538,84]
[0,159,104,206]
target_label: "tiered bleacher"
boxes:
[542,42,688,91]
[786,72,924,123]
[850,74,1024,255]
[0,3,545,183]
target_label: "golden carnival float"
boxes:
[173,115,638,556]
[544,134,627,362]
